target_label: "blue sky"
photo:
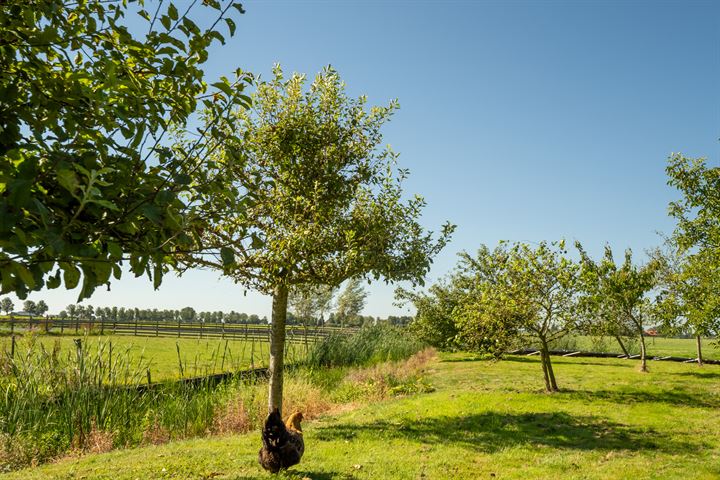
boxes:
[17,0,720,317]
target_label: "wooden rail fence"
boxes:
[0,316,357,343]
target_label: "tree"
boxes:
[35,300,49,317]
[180,307,197,323]
[335,279,368,328]
[396,280,461,349]
[0,0,250,301]
[654,246,720,366]
[23,300,36,317]
[667,154,720,252]
[459,241,580,392]
[577,244,661,372]
[0,297,14,315]
[289,284,335,326]
[185,66,453,414]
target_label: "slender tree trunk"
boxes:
[614,335,629,357]
[696,335,703,367]
[638,332,648,372]
[268,284,288,415]
[539,349,551,392]
[540,339,558,392]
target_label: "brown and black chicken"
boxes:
[258,408,304,473]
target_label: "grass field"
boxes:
[0,334,307,381]
[549,335,719,360]
[6,351,719,479]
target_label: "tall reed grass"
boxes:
[306,324,425,368]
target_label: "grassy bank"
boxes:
[5,351,719,479]
[0,326,425,472]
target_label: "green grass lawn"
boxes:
[6,351,719,479]
[0,335,307,382]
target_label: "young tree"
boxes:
[458,241,581,392]
[654,246,720,366]
[0,0,250,300]
[577,244,661,372]
[0,298,14,315]
[335,279,368,328]
[184,66,453,414]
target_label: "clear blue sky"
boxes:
[16,0,720,317]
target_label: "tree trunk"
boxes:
[614,335,629,357]
[268,284,288,415]
[539,349,551,392]
[638,332,648,372]
[540,340,559,392]
[696,335,704,367]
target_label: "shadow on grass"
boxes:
[314,411,702,454]
[501,356,637,369]
[564,388,720,409]
[672,370,720,380]
[229,469,348,480]
[442,356,492,363]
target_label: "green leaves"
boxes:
[0,0,248,300]
[181,65,452,296]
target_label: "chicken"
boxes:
[258,408,304,473]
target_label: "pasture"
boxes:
[0,334,305,382]
[4,351,719,479]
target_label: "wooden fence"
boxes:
[0,315,357,343]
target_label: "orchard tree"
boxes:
[577,244,661,372]
[396,279,461,350]
[185,66,453,414]
[667,154,720,252]
[0,0,251,301]
[654,246,720,366]
[0,298,13,315]
[456,241,580,392]
[336,278,368,327]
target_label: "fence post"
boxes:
[156,318,159,337]
[134,316,139,336]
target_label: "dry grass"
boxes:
[344,347,437,398]
[212,397,253,436]
[83,423,114,454]
[141,420,171,446]
[210,348,437,437]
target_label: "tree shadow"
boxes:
[314,411,701,454]
[441,356,490,363]
[672,370,720,380]
[227,470,347,480]
[502,356,634,369]
[563,388,720,409]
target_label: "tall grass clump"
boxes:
[0,335,249,471]
[307,324,424,368]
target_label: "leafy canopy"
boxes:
[187,65,454,292]
[0,0,249,300]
